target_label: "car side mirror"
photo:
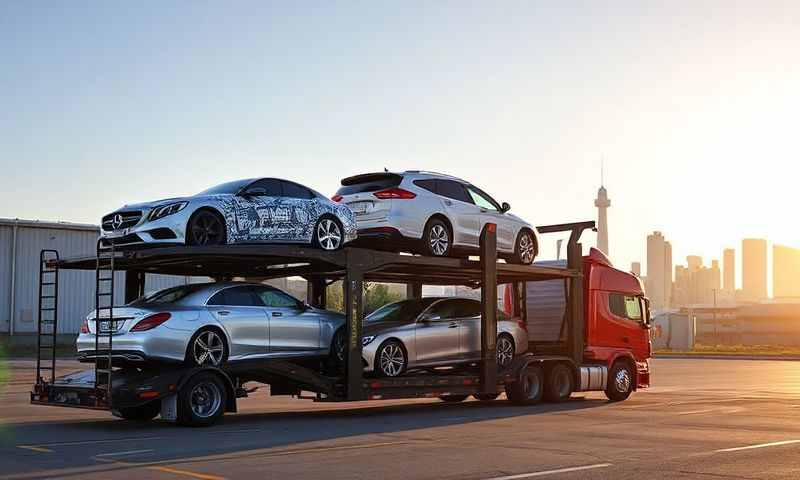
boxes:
[420,313,440,323]
[501,202,511,213]
[299,301,311,311]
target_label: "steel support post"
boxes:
[480,223,498,395]
[406,282,422,300]
[124,270,144,304]
[344,262,364,400]
[567,241,584,365]
[307,277,327,309]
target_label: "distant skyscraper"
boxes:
[773,244,800,298]
[646,231,672,310]
[723,248,735,293]
[594,185,610,256]
[742,238,767,301]
[686,255,703,272]
[631,261,641,276]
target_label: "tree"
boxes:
[322,281,402,314]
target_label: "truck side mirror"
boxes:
[501,202,511,213]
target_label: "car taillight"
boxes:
[373,188,416,199]
[80,319,89,334]
[331,194,343,203]
[130,312,171,332]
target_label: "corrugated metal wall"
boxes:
[1,223,207,335]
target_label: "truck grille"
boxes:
[101,211,142,231]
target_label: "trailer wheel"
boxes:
[605,361,634,402]
[116,400,161,421]
[473,393,500,401]
[507,364,543,405]
[177,372,227,427]
[439,394,469,403]
[544,363,573,403]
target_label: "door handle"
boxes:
[272,312,283,317]
[217,310,230,316]
[448,322,458,328]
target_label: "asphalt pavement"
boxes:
[1,358,799,479]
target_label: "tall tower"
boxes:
[723,248,735,293]
[594,163,610,256]
[742,238,767,302]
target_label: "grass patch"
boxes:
[656,344,800,356]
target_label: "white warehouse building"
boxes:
[0,218,202,343]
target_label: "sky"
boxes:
[2,1,799,291]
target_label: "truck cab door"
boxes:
[600,292,650,360]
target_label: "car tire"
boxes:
[314,215,345,251]
[423,217,452,257]
[544,363,574,403]
[177,372,227,427]
[186,210,227,246]
[507,364,544,405]
[375,340,407,377]
[605,360,634,402]
[439,394,469,403]
[116,400,161,421]
[328,328,346,372]
[473,393,500,401]
[512,229,537,265]
[497,334,516,369]
[186,328,228,367]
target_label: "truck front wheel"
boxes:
[605,361,634,402]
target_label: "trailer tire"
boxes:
[507,364,544,405]
[544,363,573,403]
[439,394,469,403]
[605,360,634,402]
[177,372,227,427]
[116,400,161,421]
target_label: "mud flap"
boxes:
[160,394,178,421]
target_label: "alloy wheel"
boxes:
[317,219,342,250]
[334,331,346,363]
[193,330,225,366]
[429,224,449,256]
[190,212,225,246]
[379,343,405,377]
[189,381,222,418]
[497,336,515,368]
[614,368,631,394]
[518,232,535,264]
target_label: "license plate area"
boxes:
[97,320,124,333]
[348,201,373,215]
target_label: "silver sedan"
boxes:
[361,297,528,377]
[100,178,357,250]
[77,282,346,367]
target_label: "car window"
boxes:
[609,293,643,321]
[207,286,264,307]
[413,179,437,194]
[451,299,481,317]
[252,285,301,308]
[366,298,439,322]
[436,180,472,203]
[130,284,207,305]
[281,181,315,200]
[466,185,499,211]
[426,299,461,320]
[244,178,282,197]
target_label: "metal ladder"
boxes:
[94,240,115,406]
[36,250,60,385]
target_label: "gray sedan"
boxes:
[77,282,346,366]
[361,297,528,377]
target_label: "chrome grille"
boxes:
[101,211,142,231]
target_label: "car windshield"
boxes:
[366,298,439,322]
[196,179,253,196]
[129,284,208,305]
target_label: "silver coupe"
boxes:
[361,297,529,377]
[100,178,357,250]
[77,282,347,366]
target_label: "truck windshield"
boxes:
[366,298,439,322]
[130,284,208,305]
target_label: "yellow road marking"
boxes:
[148,465,226,480]
[16,445,53,453]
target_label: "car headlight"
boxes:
[148,202,188,221]
[362,335,376,346]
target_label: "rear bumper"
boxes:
[353,227,418,251]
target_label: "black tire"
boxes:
[375,340,407,377]
[605,361,634,402]
[473,393,500,402]
[177,372,227,427]
[116,400,161,421]
[186,328,228,367]
[314,215,345,251]
[440,394,469,403]
[422,217,452,257]
[512,229,537,265]
[544,363,574,403]
[507,364,544,405]
[497,334,516,369]
[328,328,346,372]
[186,209,227,246]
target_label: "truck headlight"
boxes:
[362,335,376,346]
[149,202,188,221]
